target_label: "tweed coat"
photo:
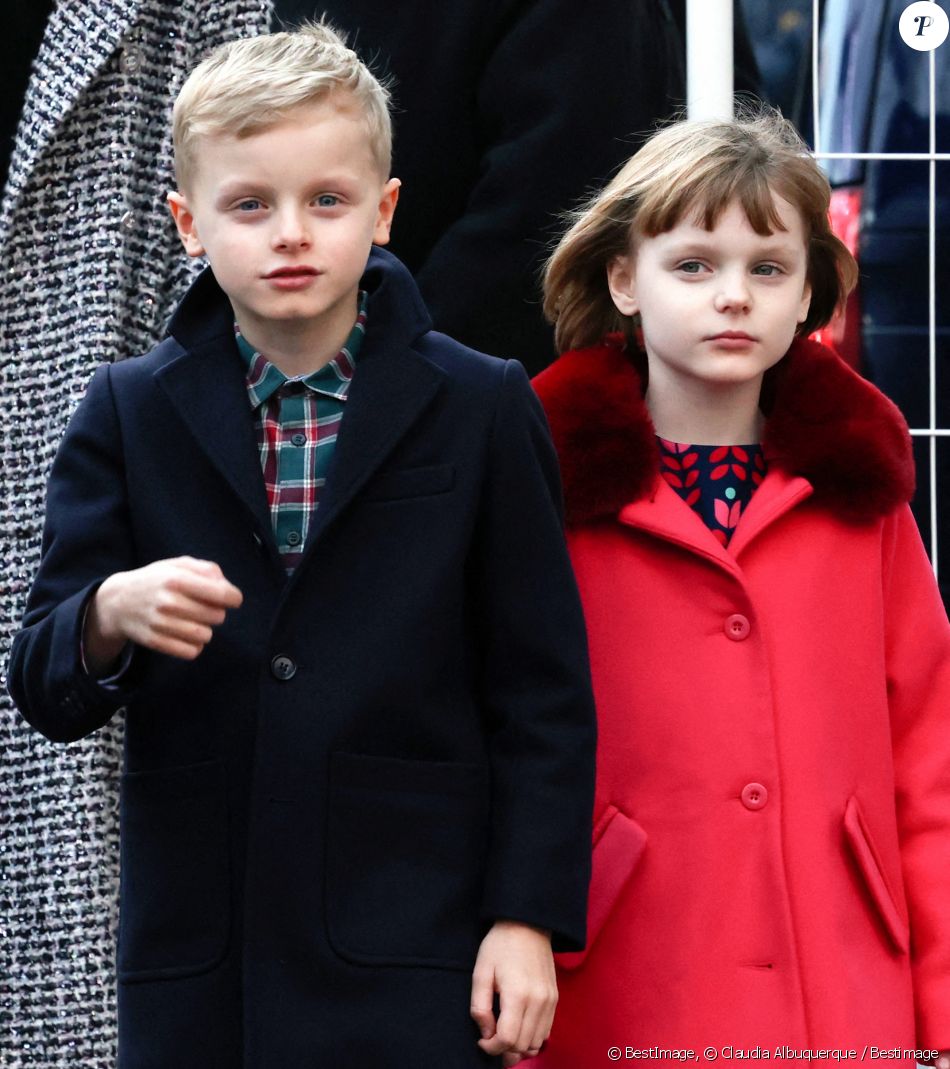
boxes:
[7,247,596,1068]
[530,335,950,1066]
[0,3,270,1064]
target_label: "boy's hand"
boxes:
[470,919,557,1066]
[84,557,243,673]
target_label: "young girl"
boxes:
[532,113,950,1065]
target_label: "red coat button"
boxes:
[740,782,768,810]
[725,613,751,641]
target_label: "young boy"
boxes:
[6,24,595,1069]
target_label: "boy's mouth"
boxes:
[265,266,320,278]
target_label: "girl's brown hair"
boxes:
[542,109,858,353]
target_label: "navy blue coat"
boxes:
[7,248,596,1069]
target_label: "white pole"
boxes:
[687,0,734,120]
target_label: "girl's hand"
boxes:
[84,556,244,673]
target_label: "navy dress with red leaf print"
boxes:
[657,437,765,546]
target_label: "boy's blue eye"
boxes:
[237,199,262,212]
[678,261,703,274]
[316,194,339,208]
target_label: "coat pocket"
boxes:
[325,751,489,970]
[117,760,230,982]
[362,463,455,502]
[555,804,647,971]
[843,795,909,955]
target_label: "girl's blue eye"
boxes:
[753,264,781,276]
[316,194,339,208]
[678,261,703,274]
[237,199,262,212]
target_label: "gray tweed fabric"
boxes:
[0,2,271,1064]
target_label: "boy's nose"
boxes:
[272,209,311,251]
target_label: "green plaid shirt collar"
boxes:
[234,290,369,407]
[233,291,368,572]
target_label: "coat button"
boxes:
[271,655,296,681]
[725,613,751,641]
[120,44,143,74]
[740,782,768,810]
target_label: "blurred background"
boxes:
[741,0,949,607]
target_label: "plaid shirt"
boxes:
[235,292,368,572]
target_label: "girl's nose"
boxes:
[714,272,751,313]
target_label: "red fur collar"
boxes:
[533,334,915,527]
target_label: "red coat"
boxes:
[532,336,950,1066]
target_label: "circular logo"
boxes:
[899,2,949,50]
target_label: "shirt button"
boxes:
[286,531,302,546]
[290,432,307,447]
[271,655,296,681]
[724,613,751,641]
[740,782,769,810]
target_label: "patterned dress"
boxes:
[657,437,766,546]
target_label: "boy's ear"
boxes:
[167,191,205,258]
[372,178,401,246]
[606,253,638,316]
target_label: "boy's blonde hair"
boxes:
[543,109,858,353]
[173,21,392,190]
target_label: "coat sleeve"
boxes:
[6,363,140,743]
[883,505,950,1048]
[473,358,596,953]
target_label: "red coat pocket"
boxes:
[843,795,910,954]
[556,804,646,970]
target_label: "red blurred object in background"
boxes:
[812,186,863,368]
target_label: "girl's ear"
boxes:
[607,253,638,316]
[797,279,813,325]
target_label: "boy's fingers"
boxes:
[524,1002,553,1058]
[149,617,214,647]
[166,559,243,607]
[168,570,243,609]
[469,965,496,1039]
[139,631,205,661]
[154,592,228,627]
[529,992,557,1053]
[480,994,527,1055]
[175,556,223,577]
[513,1003,541,1056]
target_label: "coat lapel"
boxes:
[155,336,276,550]
[618,478,743,576]
[8,0,145,206]
[297,340,444,560]
[727,470,813,558]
